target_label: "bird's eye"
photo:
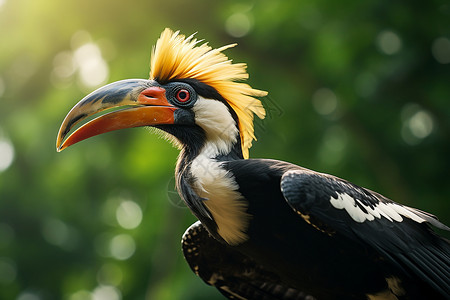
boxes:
[165,82,196,107]
[176,89,190,102]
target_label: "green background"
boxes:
[0,0,449,299]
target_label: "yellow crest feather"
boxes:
[149,28,267,159]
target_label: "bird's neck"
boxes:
[174,125,250,245]
[175,126,243,179]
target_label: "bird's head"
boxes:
[56,29,267,160]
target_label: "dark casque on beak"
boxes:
[56,79,176,152]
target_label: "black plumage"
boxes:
[182,221,315,300]
[180,159,450,299]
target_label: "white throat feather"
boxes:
[189,98,250,245]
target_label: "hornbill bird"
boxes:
[56,29,450,299]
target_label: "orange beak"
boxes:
[56,79,176,152]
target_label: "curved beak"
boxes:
[56,79,176,152]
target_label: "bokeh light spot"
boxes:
[41,218,79,250]
[409,110,433,139]
[0,138,14,172]
[50,51,76,89]
[92,285,121,300]
[53,51,75,77]
[74,43,109,89]
[116,200,143,229]
[431,37,450,64]
[225,13,253,38]
[312,88,338,116]
[71,31,93,50]
[51,32,109,90]
[401,104,434,145]
[41,219,69,246]
[109,234,135,260]
[376,30,402,55]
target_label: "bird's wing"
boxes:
[182,221,316,300]
[281,169,450,297]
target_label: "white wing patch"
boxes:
[330,193,427,224]
[330,193,372,223]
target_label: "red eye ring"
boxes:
[176,89,190,102]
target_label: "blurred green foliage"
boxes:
[0,0,449,299]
